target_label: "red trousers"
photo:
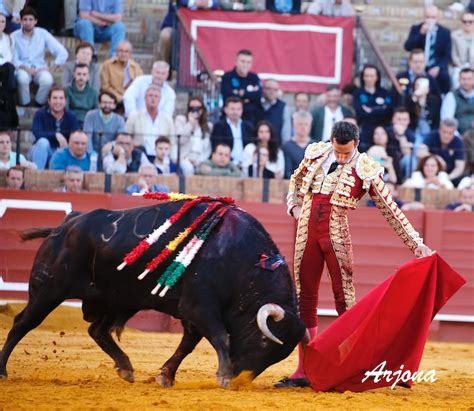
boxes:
[299,194,351,328]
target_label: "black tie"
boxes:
[328,161,339,174]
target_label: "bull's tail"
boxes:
[18,227,54,242]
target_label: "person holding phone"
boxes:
[404,5,452,94]
[405,75,441,136]
[173,96,213,176]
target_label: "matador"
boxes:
[275,121,432,388]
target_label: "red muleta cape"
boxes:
[304,253,466,392]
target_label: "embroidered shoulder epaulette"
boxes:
[355,153,384,180]
[304,141,331,160]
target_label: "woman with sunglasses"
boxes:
[173,96,213,175]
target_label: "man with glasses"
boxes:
[102,132,150,174]
[83,91,125,153]
[257,79,291,144]
[101,40,143,104]
[404,5,452,94]
[30,86,79,170]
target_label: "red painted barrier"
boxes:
[1,190,473,341]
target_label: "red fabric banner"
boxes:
[178,10,355,93]
[304,254,466,392]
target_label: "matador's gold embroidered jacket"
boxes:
[287,141,424,302]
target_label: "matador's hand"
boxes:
[291,206,302,220]
[414,244,434,258]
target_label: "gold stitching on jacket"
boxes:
[329,206,356,309]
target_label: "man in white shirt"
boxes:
[102,132,150,174]
[310,86,353,142]
[122,60,176,118]
[210,96,254,167]
[12,7,68,106]
[125,84,175,159]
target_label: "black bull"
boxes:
[0,201,306,387]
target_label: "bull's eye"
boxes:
[260,335,269,348]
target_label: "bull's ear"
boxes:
[255,254,286,271]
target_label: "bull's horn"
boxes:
[256,303,285,345]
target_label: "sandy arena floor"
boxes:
[0,303,473,410]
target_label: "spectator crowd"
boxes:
[0,0,472,211]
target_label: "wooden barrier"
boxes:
[109,173,180,193]
[185,175,244,199]
[0,170,468,209]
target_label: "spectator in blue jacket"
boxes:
[30,86,80,170]
[50,130,91,171]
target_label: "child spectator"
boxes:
[154,136,177,175]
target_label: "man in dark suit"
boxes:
[404,5,452,94]
[210,96,254,167]
[395,48,439,105]
[310,85,353,142]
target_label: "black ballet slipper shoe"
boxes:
[274,377,310,388]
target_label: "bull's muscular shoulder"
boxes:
[355,152,384,180]
[304,141,331,160]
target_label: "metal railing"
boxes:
[354,15,403,96]
[173,11,222,123]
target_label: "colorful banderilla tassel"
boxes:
[141,192,200,202]
[152,207,229,297]
[117,198,202,271]
[143,192,235,205]
[139,202,222,280]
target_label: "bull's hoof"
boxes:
[217,376,231,388]
[156,374,174,388]
[117,368,135,383]
[0,368,7,380]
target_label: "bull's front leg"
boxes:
[209,332,233,388]
[157,321,202,387]
[183,308,233,387]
